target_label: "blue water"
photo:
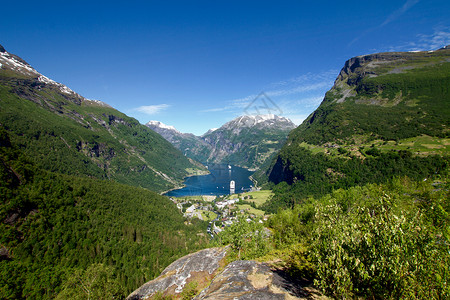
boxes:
[165,164,253,197]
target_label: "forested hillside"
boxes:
[0,44,210,299]
[0,44,205,192]
[256,46,450,212]
[0,127,208,299]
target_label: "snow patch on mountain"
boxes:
[0,45,82,97]
[0,50,38,77]
[37,75,77,95]
[84,99,112,108]
[223,114,295,130]
[147,121,180,133]
[38,75,56,85]
[202,128,218,136]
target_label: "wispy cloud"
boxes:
[380,0,420,27]
[417,29,450,50]
[269,70,338,88]
[296,96,325,108]
[200,69,337,122]
[349,0,420,46]
[199,96,251,113]
[266,82,330,97]
[384,26,450,52]
[282,113,310,126]
[133,104,171,115]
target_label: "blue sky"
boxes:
[1,0,449,135]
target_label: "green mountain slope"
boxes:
[0,44,205,192]
[290,47,450,144]
[257,46,450,211]
[0,127,208,299]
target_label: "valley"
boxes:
[1,40,449,300]
[146,114,296,170]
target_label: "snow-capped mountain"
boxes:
[202,114,296,169]
[146,121,178,132]
[0,44,110,107]
[202,128,218,137]
[220,114,296,134]
[146,114,296,170]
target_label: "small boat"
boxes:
[228,165,232,169]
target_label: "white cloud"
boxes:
[414,28,450,50]
[385,26,450,52]
[201,70,336,116]
[380,0,420,27]
[133,104,171,115]
[200,106,229,113]
[266,82,330,97]
[296,96,325,108]
[269,70,338,88]
[200,95,256,113]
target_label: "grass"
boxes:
[236,204,265,216]
[228,190,273,207]
[202,195,217,202]
[242,190,273,206]
[174,195,205,201]
[298,142,326,154]
[376,135,450,155]
[296,135,450,158]
[198,210,217,221]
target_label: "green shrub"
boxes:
[214,216,270,260]
[312,194,449,299]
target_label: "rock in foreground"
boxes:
[126,247,228,299]
[127,247,326,299]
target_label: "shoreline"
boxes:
[160,168,211,196]
[160,184,186,196]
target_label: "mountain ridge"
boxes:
[146,114,296,170]
[0,43,205,192]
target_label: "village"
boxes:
[169,190,272,238]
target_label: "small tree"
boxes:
[215,216,269,259]
[56,263,124,300]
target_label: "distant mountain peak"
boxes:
[0,43,205,194]
[146,114,296,170]
[146,120,180,133]
[202,128,218,136]
[242,114,292,123]
[221,114,296,131]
